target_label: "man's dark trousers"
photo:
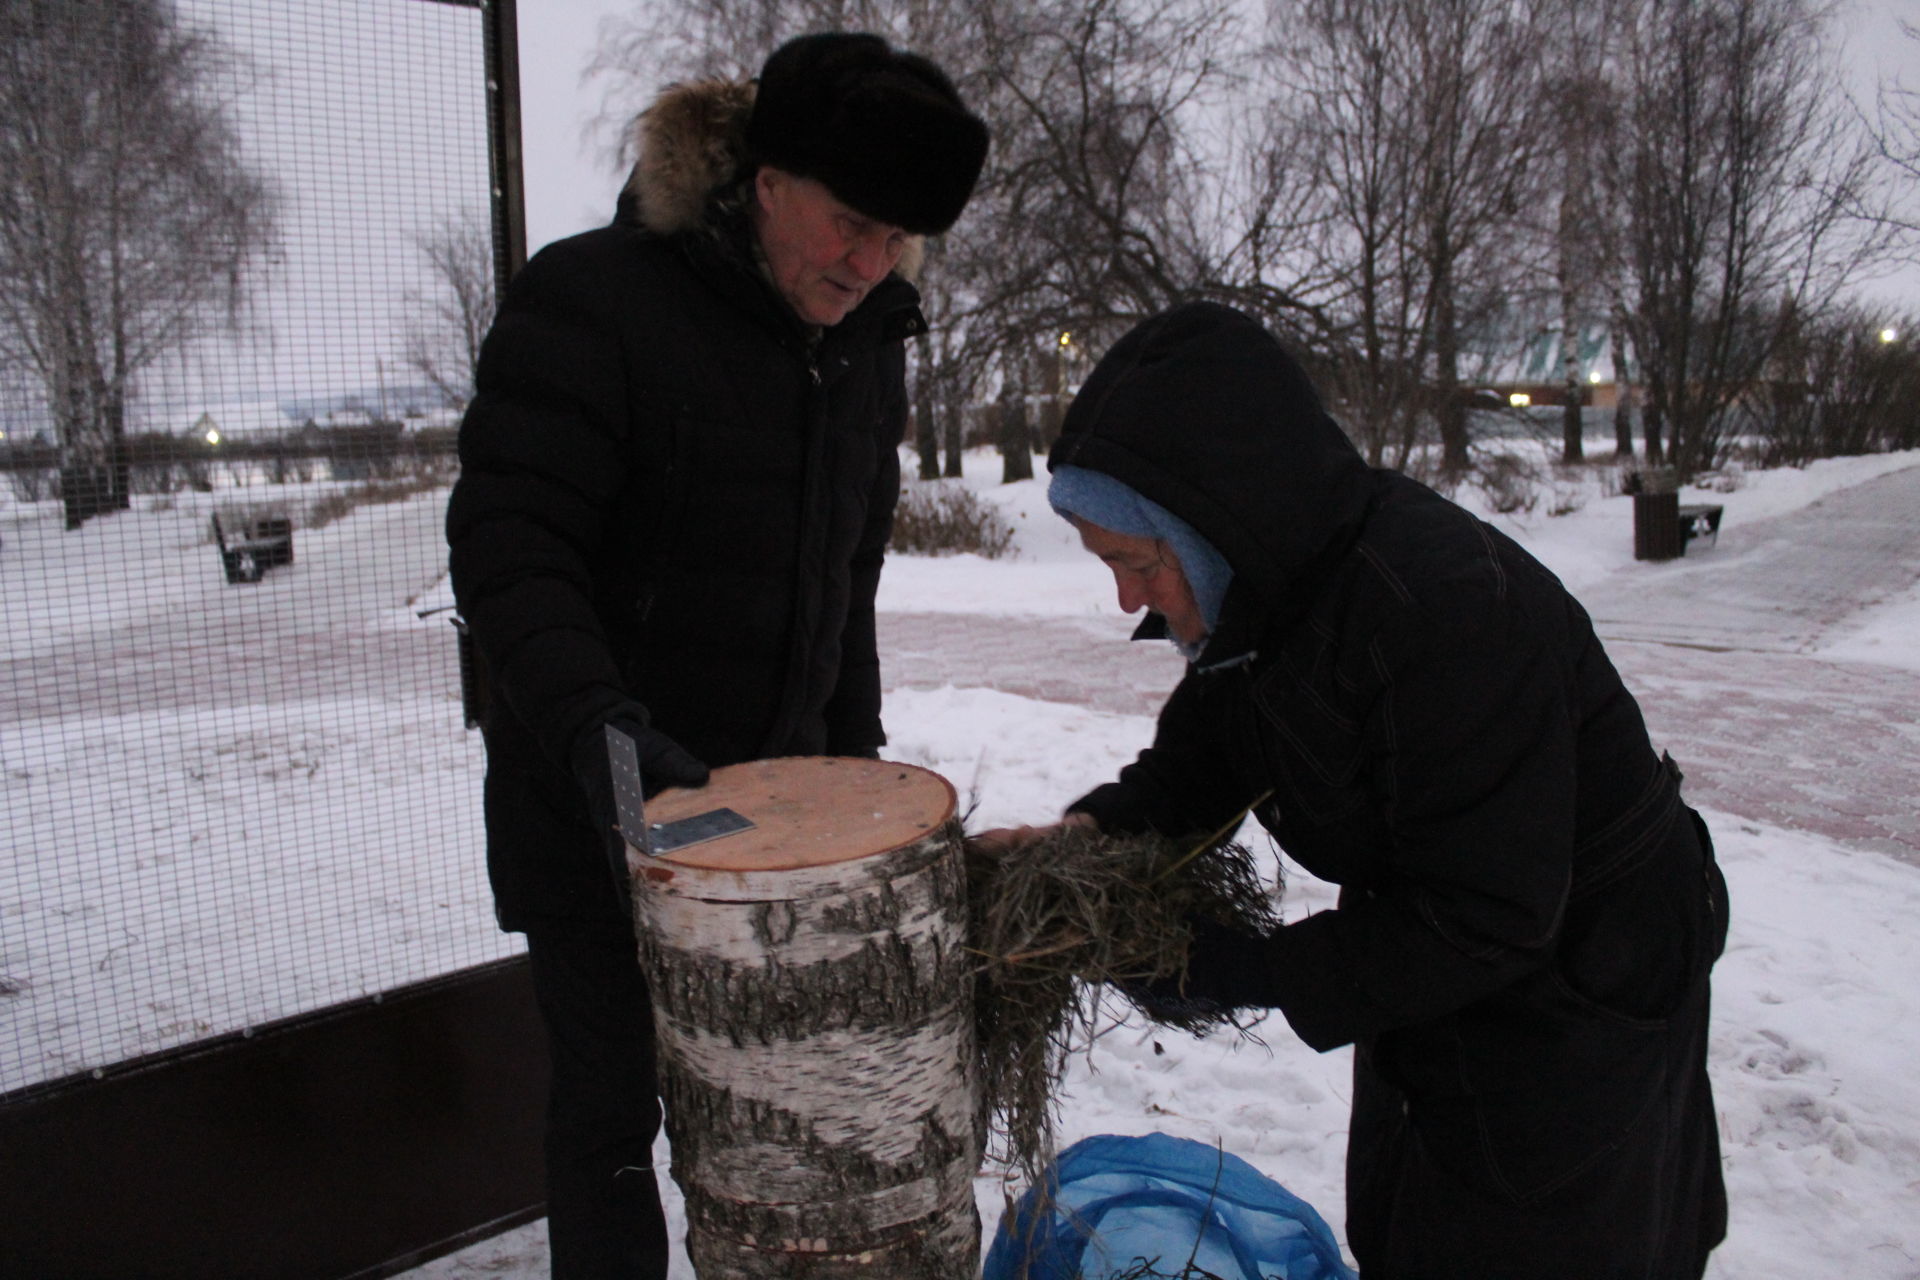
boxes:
[524,917,669,1279]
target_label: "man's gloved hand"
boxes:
[613,714,711,800]
[570,711,710,904]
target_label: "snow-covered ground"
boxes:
[416,444,1920,1278]
[1,482,504,1088]
[4,443,1918,1276]
[876,445,1920,621]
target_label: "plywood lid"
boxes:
[640,756,957,872]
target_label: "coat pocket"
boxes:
[1557,801,1723,1025]
[1392,976,1676,1207]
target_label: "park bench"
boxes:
[211,512,295,584]
[1678,503,1725,552]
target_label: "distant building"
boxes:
[1475,322,1631,412]
[167,400,300,441]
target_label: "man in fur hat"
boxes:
[446,33,987,1277]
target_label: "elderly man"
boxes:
[979,302,1728,1279]
[446,33,987,1278]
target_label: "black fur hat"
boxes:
[746,32,989,235]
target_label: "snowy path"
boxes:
[1614,645,1920,866]
[0,493,458,723]
[1579,464,1920,654]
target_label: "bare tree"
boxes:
[581,0,1898,490]
[1267,0,1549,475]
[995,341,1035,483]
[1401,0,1552,475]
[964,0,1240,328]
[1864,21,1920,241]
[907,237,984,478]
[953,0,1247,479]
[1603,0,1885,477]
[910,329,941,479]
[1607,311,1636,456]
[0,0,275,529]
[400,208,496,411]
[1754,300,1920,463]
[1268,0,1428,467]
[1539,0,1628,464]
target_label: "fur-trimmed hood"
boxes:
[617,77,925,281]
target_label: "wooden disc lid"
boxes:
[642,756,957,872]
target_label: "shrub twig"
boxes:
[890,480,1015,558]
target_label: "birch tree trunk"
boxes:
[913,330,942,481]
[1611,312,1636,458]
[632,757,979,1277]
[1557,191,1586,465]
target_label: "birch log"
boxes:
[632,756,979,1277]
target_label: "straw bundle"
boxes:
[967,821,1280,1182]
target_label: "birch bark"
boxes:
[633,758,978,1277]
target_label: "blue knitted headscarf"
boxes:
[1048,465,1233,661]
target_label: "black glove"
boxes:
[1123,915,1273,1023]
[570,711,710,904]
[1125,975,1229,1025]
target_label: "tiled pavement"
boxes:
[1608,643,1920,865]
[879,463,1920,867]
[880,612,1186,718]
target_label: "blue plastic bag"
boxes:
[984,1133,1357,1280]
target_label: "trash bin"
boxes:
[1629,467,1681,561]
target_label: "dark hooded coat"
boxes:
[446,79,924,927]
[1055,303,1729,1277]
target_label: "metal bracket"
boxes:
[603,724,651,856]
[648,807,755,855]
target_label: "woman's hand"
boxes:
[966,810,1097,859]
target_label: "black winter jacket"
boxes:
[1055,305,1728,1260]
[446,91,921,927]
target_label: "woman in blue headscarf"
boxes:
[972,302,1729,1279]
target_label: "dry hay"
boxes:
[966,819,1280,1184]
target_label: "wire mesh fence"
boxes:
[0,0,514,1094]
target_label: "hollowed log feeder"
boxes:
[631,756,979,1277]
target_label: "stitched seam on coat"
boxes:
[1471,519,1509,601]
